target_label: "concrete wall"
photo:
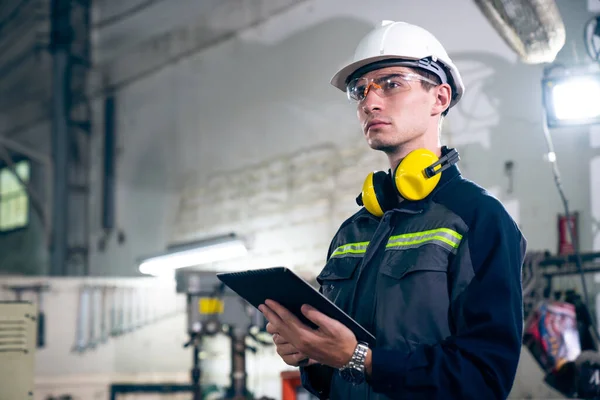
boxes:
[87,0,599,277]
[0,0,595,277]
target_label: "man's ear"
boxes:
[432,83,452,116]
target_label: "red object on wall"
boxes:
[558,212,579,255]
[281,370,302,400]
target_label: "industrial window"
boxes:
[0,160,30,231]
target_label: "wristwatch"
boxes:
[339,341,369,385]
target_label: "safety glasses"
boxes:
[346,72,438,102]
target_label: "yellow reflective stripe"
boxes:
[388,228,462,243]
[330,241,369,258]
[386,228,462,251]
[330,229,463,259]
[387,235,456,249]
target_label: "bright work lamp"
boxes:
[138,233,247,277]
[542,65,600,127]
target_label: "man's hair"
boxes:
[411,68,450,118]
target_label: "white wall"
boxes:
[87,0,598,278]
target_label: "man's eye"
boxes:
[384,80,404,89]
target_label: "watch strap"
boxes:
[342,341,369,372]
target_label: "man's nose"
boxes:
[362,85,384,113]
[363,81,382,97]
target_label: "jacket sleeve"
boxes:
[368,198,526,399]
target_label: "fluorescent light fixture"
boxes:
[542,65,600,127]
[138,233,247,277]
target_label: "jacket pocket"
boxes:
[317,257,361,309]
[376,247,451,345]
[380,245,449,279]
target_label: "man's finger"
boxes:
[300,358,319,367]
[260,303,295,342]
[297,357,320,367]
[265,322,277,335]
[265,299,304,327]
[300,304,335,331]
[276,343,301,357]
[293,354,319,367]
[259,303,284,327]
[297,357,311,367]
[282,353,313,367]
[273,333,289,345]
[282,355,302,367]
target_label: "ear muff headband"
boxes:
[424,148,459,178]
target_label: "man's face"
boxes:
[353,66,436,153]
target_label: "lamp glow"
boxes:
[552,78,600,121]
[138,235,247,277]
[543,66,600,127]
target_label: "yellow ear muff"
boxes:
[394,149,442,201]
[361,172,385,217]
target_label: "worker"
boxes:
[258,20,526,399]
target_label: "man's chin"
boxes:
[367,140,397,154]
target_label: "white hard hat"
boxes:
[331,21,465,109]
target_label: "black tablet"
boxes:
[216,266,376,347]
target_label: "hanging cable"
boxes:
[540,106,600,344]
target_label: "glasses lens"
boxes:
[346,78,367,101]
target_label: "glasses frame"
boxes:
[346,72,439,102]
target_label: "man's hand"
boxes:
[258,299,357,369]
[270,331,318,367]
